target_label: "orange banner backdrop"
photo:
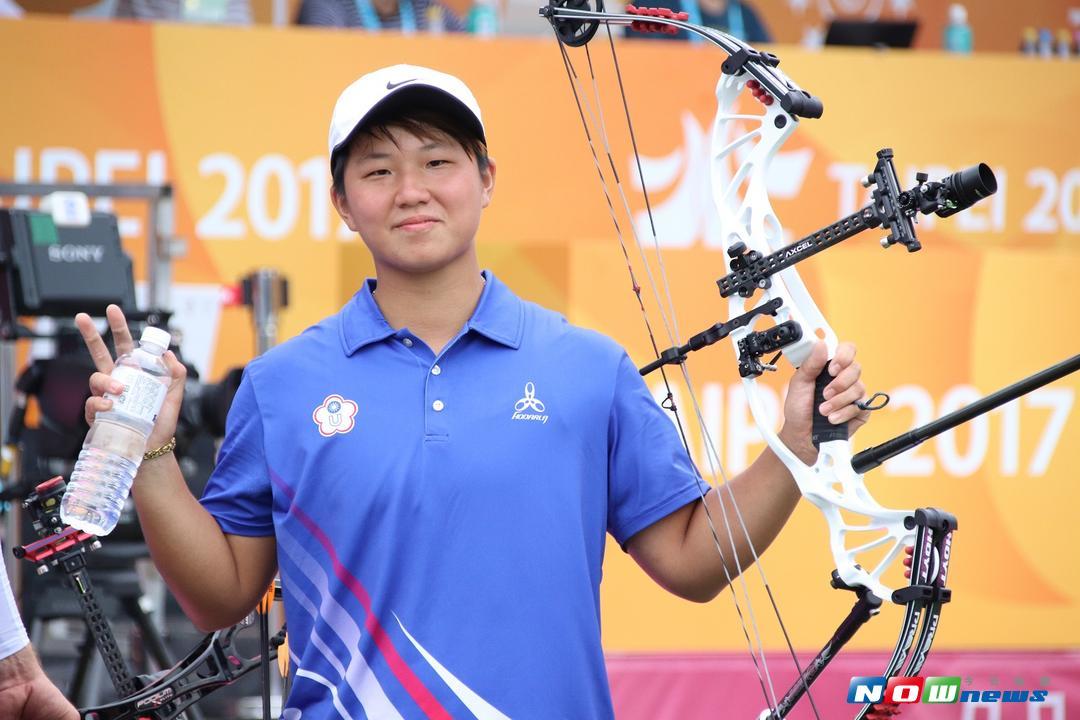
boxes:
[2,18,1079,654]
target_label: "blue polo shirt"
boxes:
[201,271,702,719]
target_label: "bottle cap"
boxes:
[141,326,171,351]
[948,3,967,24]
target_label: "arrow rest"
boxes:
[738,321,803,377]
[638,297,785,376]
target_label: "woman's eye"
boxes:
[429,159,450,168]
[365,168,390,178]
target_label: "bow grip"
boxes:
[812,361,849,447]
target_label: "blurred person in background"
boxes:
[0,540,79,720]
[112,0,251,23]
[640,0,770,43]
[297,0,464,32]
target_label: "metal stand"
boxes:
[0,180,175,597]
[238,268,290,718]
[241,269,289,357]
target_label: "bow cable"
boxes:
[553,37,779,716]
[600,30,824,719]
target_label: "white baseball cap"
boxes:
[327,64,486,167]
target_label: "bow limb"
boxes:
[706,42,969,720]
[706,50,933,604]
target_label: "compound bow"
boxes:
[538,4,988,717]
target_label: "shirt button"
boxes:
[431,365,442,376]
[402,338,414,347]
[432,400,445,412]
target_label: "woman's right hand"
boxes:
[74,304,188,450]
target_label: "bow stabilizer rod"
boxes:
[760,581,882,720]
[761,506,958,720]
[852,353,1080,474]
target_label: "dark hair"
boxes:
[331,107,490,198]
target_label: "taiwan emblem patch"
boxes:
[312,394,358,437]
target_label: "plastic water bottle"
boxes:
[60,327,171,536]
[943,4,973,54]
[1020,27,1038,56]
[1057,29,1073,59]
[1037,28,1054,58]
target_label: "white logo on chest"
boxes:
[512,382,548,424]
[313,394,358,436]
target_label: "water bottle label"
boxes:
[107,366,167,425]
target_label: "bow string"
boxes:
[541,4,969,718]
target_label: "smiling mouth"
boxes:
[395,218,439,231]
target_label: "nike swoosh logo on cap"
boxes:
[386,79,417,90]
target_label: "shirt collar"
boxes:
[340,270,523,355]
[467,271,524,349]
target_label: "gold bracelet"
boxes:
[143,437,176,462]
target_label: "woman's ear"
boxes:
[331,186,357,232]
[481,158,496,209]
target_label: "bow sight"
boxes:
[876,156,998,248]
[717,149,998,300]
[913,162,998,219]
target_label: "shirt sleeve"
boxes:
[607,352,704,548]
[200,369,275,537]
[0,540,29,660]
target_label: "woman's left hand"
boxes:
[778,341,870,465]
